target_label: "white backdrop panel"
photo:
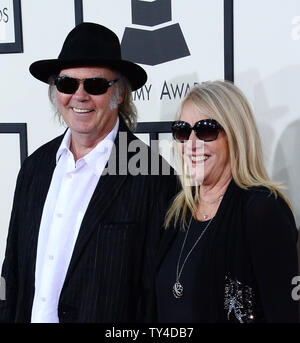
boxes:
[234,0,300,227]
[83,0,225,122]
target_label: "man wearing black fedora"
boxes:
[0,22,176,323]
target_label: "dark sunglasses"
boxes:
[54,76,119,95]
[172,119,223,142]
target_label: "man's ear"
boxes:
[118,89,125,105]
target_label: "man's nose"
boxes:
[73,81,90,100]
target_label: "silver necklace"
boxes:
[173,216,213,299]
[200,195,223,220]
[201,195,224,205]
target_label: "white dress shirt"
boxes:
[31,118,119,323]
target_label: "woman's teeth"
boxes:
[191,155,209,162]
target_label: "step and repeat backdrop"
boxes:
[0,0,299,266]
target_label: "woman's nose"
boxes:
[186,131,204,151]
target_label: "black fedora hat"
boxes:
[29,22,147,91]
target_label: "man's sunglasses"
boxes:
[54,76,119,95]
[172,119,223,142]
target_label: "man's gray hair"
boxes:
[48,71,138,131]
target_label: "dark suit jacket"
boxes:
[154,180,299,323]
[0,117,177,323]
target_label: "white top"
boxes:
[31,118,119,323]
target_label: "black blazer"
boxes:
[0,117,177,323]
[153,180,299,323]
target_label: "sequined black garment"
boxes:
[224,275,256,323]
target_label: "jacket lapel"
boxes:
[27,134,64,294]
[31,134,64,242]
[64,118,135,280]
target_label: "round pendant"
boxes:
[173,281,184,298]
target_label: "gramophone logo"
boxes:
[121,0,190,66]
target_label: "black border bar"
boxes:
[74,0,84,26]
[224,0,234,82]
[0,123,28,165]
[0,0,23,54]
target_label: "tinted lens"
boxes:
[84,78,109,95]
[55,77,78,94]
[55,77,114,95]
[172,121,192,142]
[194,120,220,142]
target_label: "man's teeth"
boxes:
[73,108,93,113]
[191,155,209,162]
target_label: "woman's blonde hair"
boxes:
[165,80,291,228]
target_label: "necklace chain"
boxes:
[200,195,224,205]
[199,195,223,220]
[173,215,213,298]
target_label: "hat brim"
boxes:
[29,58,147,91]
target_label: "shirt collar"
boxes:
[56,117,120,175]
[56,129,71,164]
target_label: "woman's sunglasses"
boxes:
[172,119,223,142]
[54,76,119,95]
